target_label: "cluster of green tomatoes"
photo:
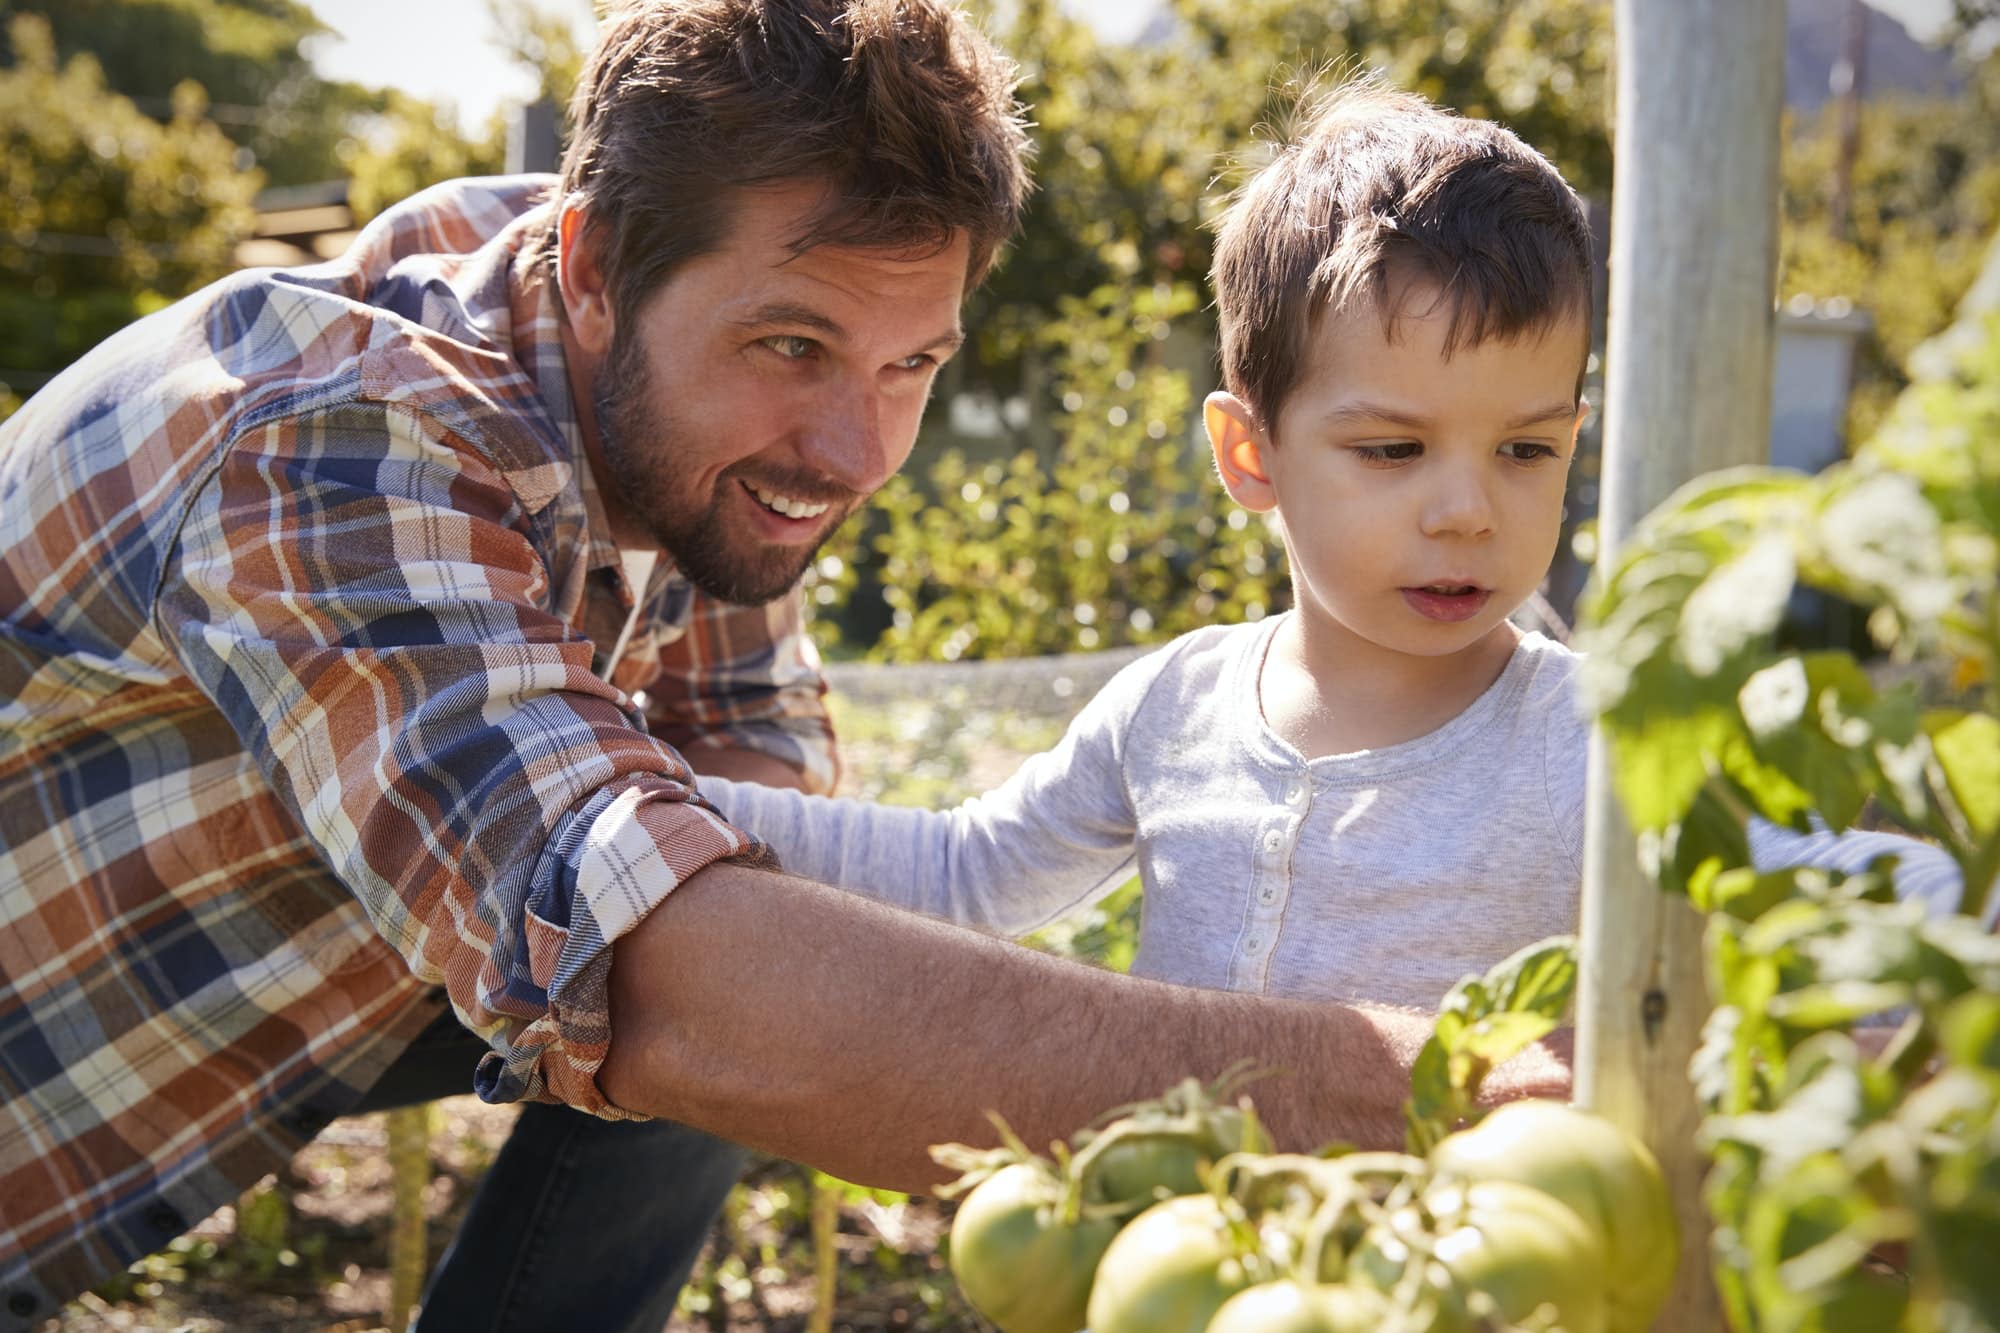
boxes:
[932,1074,1679,1333]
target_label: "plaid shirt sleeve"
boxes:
[154,398,771,1116]
[642,592,841,796]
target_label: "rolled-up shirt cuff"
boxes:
[472,776,774,1116]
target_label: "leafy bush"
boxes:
[0,14,258,411]
[1782,80,2000,444]
[1576,309,2000,1330]
[809,280,1289,663]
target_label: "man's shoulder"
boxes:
[216,177,569,480]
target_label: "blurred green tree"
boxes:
[814,0,1616,661]
[0,13,260,411]
[1781,65,2000,442]
[0,0,388,187]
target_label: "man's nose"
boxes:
[799,384,897,494]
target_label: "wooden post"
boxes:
[1575,2,1786,1329]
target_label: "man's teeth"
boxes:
[747,483,830,519]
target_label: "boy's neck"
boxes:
[1259,612,1523,759]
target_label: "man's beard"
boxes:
[590,336,860,607]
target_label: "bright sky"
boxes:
[301,0,1159,129]
[302,0,1158,130]
[301,0,1957,131]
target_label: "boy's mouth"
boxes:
[1401,583,1492,623]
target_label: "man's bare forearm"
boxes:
[600,861,1569,1193]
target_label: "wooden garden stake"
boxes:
[808,1173,842,1333]
[1577,1,1787,1329]
[385,1103,435,1332]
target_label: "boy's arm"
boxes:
[695,649,1164,935]
[643,591,842,795]
[694,766,1136,936]
[600,859,1569,1192]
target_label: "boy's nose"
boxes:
[1421,471,1498,538]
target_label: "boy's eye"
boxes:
[1354,441,1421,463]
[763,335,817,359]
[1504,441,1558,462]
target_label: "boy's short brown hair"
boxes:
[1213,78,1593,435]
[542,0,1032,337]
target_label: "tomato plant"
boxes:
[1083,1192,1259,1333]
[1071,1067,1272,1207]
[1352,1179,1610,1333]
[943,1160,1120,1333]
[1203,1278,1393,1333]
[1577,308,2000,1329]
[1429,1099,1676,1332]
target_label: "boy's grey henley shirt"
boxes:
[700,616,1970,1009]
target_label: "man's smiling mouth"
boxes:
[744,480,832,519]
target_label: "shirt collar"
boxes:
[502,200,631,581]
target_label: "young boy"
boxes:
[697,81,1968,1010]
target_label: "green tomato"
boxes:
[1354,1180,1610,1333]
[947,1163,1119,1333]
[1429,1100,1677,1333]
[1205,1280,1395,1333]
[1084,1193,1255,1333]
[1085,1108,1272,1206]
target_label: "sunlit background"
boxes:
[3,1,1997,1328]
[1,0,1993,660]
[294,0,1962,129]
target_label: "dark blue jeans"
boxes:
[353,1010,748,1333]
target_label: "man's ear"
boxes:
[1205,391,1277,512]
[558,200,616,358]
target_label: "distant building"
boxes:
[233,180,356,270]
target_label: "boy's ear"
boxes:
[558,200,616,358]
[1205,392,1277,512]
[1567,399,1591,464]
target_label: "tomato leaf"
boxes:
[1481,935,1580,1021]
[1938,992,2000,1070]
[1926,710,2000,840]
[1404,937,1577,1152]
[1766,981,1914,1030]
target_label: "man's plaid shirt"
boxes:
[0,176,834,1313]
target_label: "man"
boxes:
[0,2,1565,1328]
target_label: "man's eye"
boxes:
[893,353,938,372]
[765,335,816,359]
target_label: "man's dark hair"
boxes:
[1213,77,1594,436]
[536,0,1032,335]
